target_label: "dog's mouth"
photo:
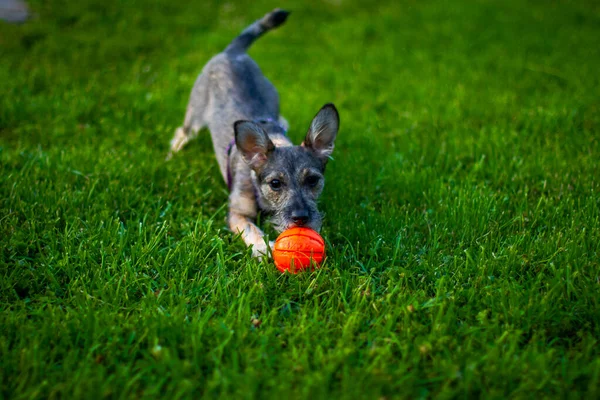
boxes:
[269,210,323,233]
[277,220,322,233]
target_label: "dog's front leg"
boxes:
[228,212,272,258]
[227,192,273,259]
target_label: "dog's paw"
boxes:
[251,240,274,260]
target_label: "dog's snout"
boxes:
[291,209,309,226]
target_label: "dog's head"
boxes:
[234,104,339,233]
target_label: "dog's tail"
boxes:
[225,8,290,55]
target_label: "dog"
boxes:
[167,8,340,258]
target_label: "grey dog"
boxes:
[167,8,340,258]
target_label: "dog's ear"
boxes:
[234,120,275,170]
[302,103,339,164]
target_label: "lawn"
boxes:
[1,0,599,398]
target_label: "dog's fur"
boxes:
[167,8,340,258]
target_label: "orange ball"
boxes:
[273,227,325,273]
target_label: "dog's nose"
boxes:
[291,210,309,226]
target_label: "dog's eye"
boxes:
[269,179,282,190]
[305,175,320,187]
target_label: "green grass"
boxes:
[1,0,600,398]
